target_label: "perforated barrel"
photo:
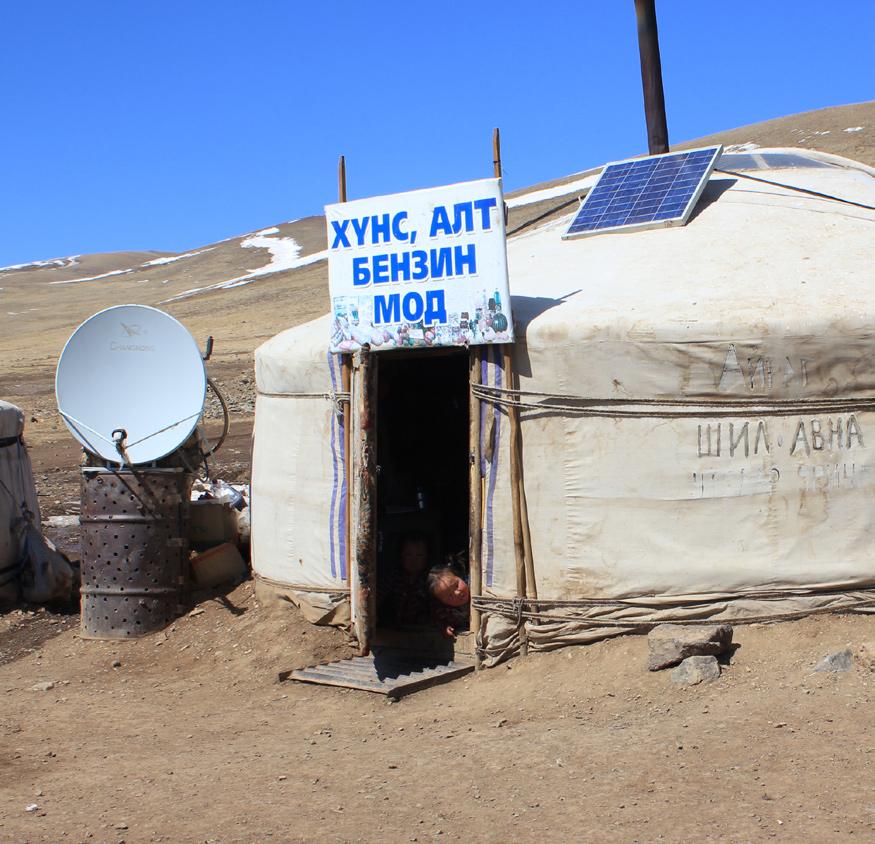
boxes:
[80,467,192,638]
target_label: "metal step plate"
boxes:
[287,649,474,699]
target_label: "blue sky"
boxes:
[2,1,873,266]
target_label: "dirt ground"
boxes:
[3,582,875,843]
[8,408,875,842]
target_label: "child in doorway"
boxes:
[383,532,431,628]
[426,566,470,638]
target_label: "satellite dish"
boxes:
[56,305,207,465]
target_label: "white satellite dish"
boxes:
[56,305,207,465]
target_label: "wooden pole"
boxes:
[461,129,505,667]
[352,349,377,655]
[340,158,377,654]
[492,127,501,179]
[338,155,352,589]
[494,126,529,655]
[634,0,670,155]
[505,347,526,599]
[468,348,483,667]
[520,474,537,600]
[338,154,347,202]
[341,359,352,587]
[503,347,528,658]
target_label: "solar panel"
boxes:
[562,145,723,240]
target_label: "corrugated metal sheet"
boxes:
[288,649,473,698]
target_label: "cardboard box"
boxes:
[190,542,246,589]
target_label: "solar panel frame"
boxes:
[562,145,723,240]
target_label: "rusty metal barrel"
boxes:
[80,467,192,638]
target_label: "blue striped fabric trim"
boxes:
[484,346,503,587]
[337,362,348,582]
[480,354,489,477]
[327,352,340,580]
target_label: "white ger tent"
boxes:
[251,149,875,663]
[0,401,41,601]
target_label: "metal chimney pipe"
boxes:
[634,0,670,155]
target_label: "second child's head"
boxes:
[427,567,470,607]
[399,535,429,577]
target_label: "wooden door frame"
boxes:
[351,346,481,656]
[351,348,377,655]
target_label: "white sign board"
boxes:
[326,177,513,353]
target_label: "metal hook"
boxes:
[111,428,131,466]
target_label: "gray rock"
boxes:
[813,648,853,673]
[647,623,733,671]
[671,655,721,685]
[31,681,55,692]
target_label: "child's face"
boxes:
[400,540,428,575]
[432,573,470,607]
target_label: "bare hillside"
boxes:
[1,100,873,515]
[677,100,875,166]
[507,100,875,203]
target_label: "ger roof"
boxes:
[509,148,875,329]
[256,148,875,398]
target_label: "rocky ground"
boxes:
[3,589,875,842]
[9,410,875,844]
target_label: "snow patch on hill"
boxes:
[161,230,326,303]
[0,255,80,273]
[506,174,598,209]
[239,230,305,272]
[50,268,134,285]
[49,247,215,284]
[141,248,214,266]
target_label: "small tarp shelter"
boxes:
[252,149,875,665]
[0,400,41,601]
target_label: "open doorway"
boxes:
[375,349,470,643]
